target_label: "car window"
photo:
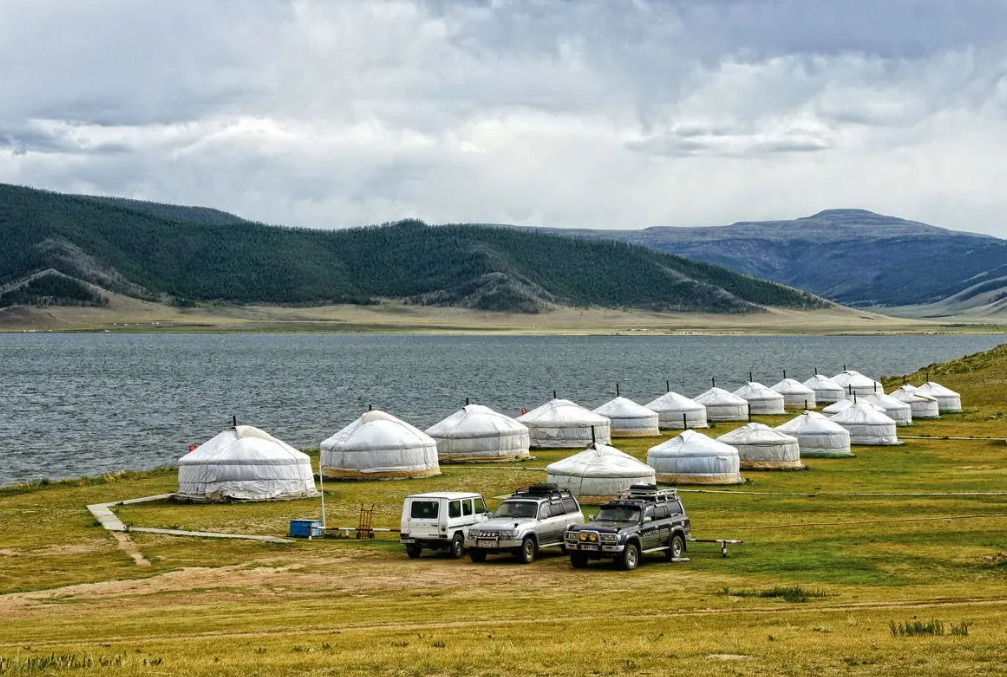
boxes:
[462,500,473,516]
[493,501,537,518]
[538,503,551,519]
[643,506,655,520]
[653,505,670,520]
[410,501,439,519]
[597,506,641,522]
[549,502,566,518]
[448,500,461,518]
[669,500,684,516]
[474,497,488,514]
[562,497,578,514]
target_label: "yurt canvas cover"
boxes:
[177,425,317,502]
[890,385,940,419]
[771,378,817,409]
[647,430,744,485]
[860,393,913,426]
[829,403,901,446]
[517,399,612,448]
[833,370,884,398]
[716,423,804,470]
[776,411,852,457]
[693,387,750,422]
[915,382,963,413]
[592,397,660,437]
[426,404,531,462]
[822,398,886,416]
[320,411,440,479]
[644,391,708,429]
[803,375,845,404]
[546,443,656,501]
[732,382,786,415]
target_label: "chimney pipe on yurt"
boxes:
[466,397,470,406]
[815,367,819,376]
[712,376,716,388]
[232,415,237,428]
[666,380,671,393]
[783,369,787,379]
[616,383,620,397]
[553,390,557,400]
[749,371,753,383]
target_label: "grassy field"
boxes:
[2,346,1007,675]
[3,290,1007,335]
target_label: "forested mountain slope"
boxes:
[0,184,824,313]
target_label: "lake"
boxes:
[0,333,1002,486]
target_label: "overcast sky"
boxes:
[2,0,1006,235]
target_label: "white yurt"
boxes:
[176,425,317,502]
[915,382,963,413]
[425,404,531,462]
[833,370,884,398]
[770,378,818,409]
[776,411,853,457]
[644,391,709,429]
[592,397,660,437]
[517,399,612,448]
[320,410,440,479]
[733,382,786,415]
[860,393,913,426]
[546,443,656,502]
[716,423,804,470]
[803,374,845,404]
[647,430,745,485]
[822,398,886,416]
[889,385,940,420]
[828,402,901,446]
[693,387,750,422]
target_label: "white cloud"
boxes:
[1,0,1006,235]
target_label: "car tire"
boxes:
[517,537,537,564]
[469,548,488,563]
[618,542,640,571]
[668,534,686,560]
[570,553,589,568]
[405,544,422,559]
[449,532,465,559]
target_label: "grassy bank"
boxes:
[2,346,1007,675]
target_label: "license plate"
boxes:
[581,544,599,551]
[477,540,495,548]
[401,538,415,544]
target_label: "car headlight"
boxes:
[500,529,519,539]
[601,533,618,543]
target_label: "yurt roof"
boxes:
[179,425,307,466]
[716,422,798,446]
[694,387,748,406]
[644,391,705,412]
[776,411,848,436]
[516,399,609,426]
[322,411,435,451]
[829,402,896,425]
[648,429,739,458]
[822,399,886,415]
[889,385,938,404]
[771,378,816,396]
[832,371,882,390]
[546,443,655,478]
[592,397,658,420]
[803,374,845,391]
[861,392,912,412]
[733,382,785,401]
[426,404,527,439]
[915,381,961,398]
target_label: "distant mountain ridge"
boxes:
[0,183,824,314]
[520,209,1007,310]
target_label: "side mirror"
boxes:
[643,516,653,524]
[588,514,596,522]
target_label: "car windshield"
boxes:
[493,501,538,518]
[596,506,641,522]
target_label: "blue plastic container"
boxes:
[289,520,324,539]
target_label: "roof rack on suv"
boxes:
[619,484,677,501]
[513,483,573,499]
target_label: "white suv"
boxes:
[400,492,490,559]
[466,484,584,563]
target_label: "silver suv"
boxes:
[466,483,584,563]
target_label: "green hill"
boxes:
[0,183,825,313]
